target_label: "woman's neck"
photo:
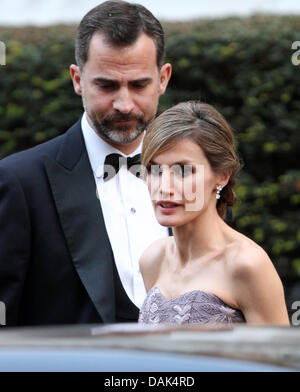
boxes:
[172,206,230,266]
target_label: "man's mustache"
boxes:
[103,113,143,122]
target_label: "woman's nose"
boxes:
[159,169,174,199]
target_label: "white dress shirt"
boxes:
[81,113,168,309]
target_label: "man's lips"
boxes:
[106,116,139,123]
[114,120,135,125]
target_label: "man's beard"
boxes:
[82,91,156,145]
[91,113,147,145]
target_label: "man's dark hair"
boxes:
[75,0,165,70]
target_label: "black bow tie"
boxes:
[103,153,141,181]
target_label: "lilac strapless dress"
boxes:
[138,287,245,325]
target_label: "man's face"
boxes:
[70,32,171,148]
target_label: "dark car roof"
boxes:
[0,323,299,372]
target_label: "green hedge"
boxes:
[0,16,299,291]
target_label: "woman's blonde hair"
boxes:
[142,101,241,219]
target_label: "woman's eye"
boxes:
[183,166,193,176]
[148,165,162,176]
[172,165,193,177]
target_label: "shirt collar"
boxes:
[81,112,143,179]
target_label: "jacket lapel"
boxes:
[43,121,116,323]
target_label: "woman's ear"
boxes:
[217,170,232,188]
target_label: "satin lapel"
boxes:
[43,123,115,323]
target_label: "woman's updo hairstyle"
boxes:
[142,101,241,219]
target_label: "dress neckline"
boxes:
[152,286,236,309]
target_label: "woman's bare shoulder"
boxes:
[229,233,274,278]
[139,237,171,291]
[228,232,289,325]
[227,231,281,298]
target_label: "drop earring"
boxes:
[216,185,222,200]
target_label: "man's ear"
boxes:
[159,63,172,95]
[70,64,83,96]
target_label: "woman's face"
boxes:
[147,138,221,227]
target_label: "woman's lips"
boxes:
[157,201,182,214]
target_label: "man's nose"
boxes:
[113,88,135,114]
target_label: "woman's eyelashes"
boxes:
[147,164,194,177]
[173,164,193,177]
[147,165,162,176]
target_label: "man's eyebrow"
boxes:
[92,77,153,84]
[130,77,152,84]
[93,77,117,84]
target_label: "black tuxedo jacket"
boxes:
[0,119,140,326]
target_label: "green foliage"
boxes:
[0,16,299,282]
[0,28,82,155]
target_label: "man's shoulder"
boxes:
[2,134,63,163]
[0,119,82,174]
[0,135,64,181]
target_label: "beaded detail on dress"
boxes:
[138,287,245,325]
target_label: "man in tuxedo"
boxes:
[0,1,172,326]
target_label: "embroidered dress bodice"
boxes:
[138,287,245,325]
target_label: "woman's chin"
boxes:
[155,215,183,228]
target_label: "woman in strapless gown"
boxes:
[138,101,289,326]
[139,287,245,325]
